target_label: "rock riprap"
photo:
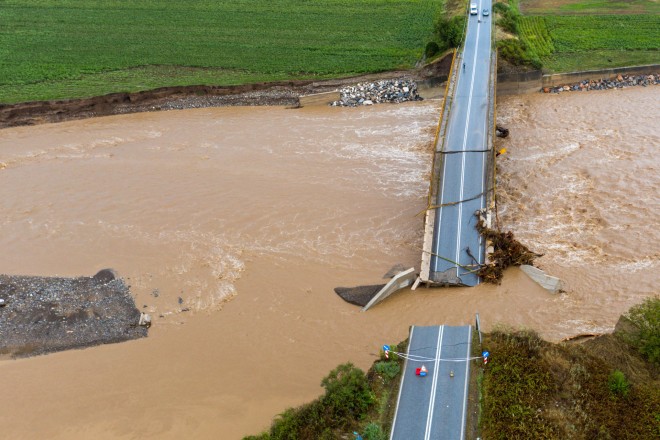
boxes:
[543,74,658,93]
[0,270,147,358]
[331,78,423,107]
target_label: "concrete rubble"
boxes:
[330,78,423,107]
[543,73,658,93]
[520,265,563,294]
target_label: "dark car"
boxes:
[482,8,490,16]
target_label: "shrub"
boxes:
[497,39,526,65]
[608,370,630,397]
[623,296,660,365]
[270,407,303,439]
[321,363,375,423]
[362,422,387,440]
[434,15,466,49]
[492,2,509,14]
[495,0,520,34]
[243,434,270,440]
[425,41,440,58]
[497,39,542,69]
[374,361,401,380]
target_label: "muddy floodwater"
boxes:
[0,86,657,439]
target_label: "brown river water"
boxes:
[0,86,657,439]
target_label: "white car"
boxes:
[470,3,478,15]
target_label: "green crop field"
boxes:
[520,0,660,15]
[515,13,660,72]
[0,0,441,104]
[518,17,554,57]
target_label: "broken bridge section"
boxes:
[419,0,497,287]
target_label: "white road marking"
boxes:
[460,326,473,440]
[454,16,482,275]
[424,326,444,440]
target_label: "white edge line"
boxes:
[424,326,444,440]
[390,325,415,440]
[433,55,459,273]
[460,326,473,440]
[478,15,493,272]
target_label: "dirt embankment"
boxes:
[0,57,452,129]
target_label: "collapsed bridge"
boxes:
[418,4,497,288]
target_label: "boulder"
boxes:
[92,268,117,284]
[139,312,152,328]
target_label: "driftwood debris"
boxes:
[495,125,509,138]
[477,220,541,284]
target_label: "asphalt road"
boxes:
[390,325,473,440]
[429,1,493,286]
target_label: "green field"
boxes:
[497,0,660,72]
[520,0,660,15]
[517,14,660,72]
[0,0,441,104]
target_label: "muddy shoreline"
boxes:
[0,60,451,129]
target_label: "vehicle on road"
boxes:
[482,8,490,16]
[470,3,478,15]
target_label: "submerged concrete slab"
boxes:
[520,265,563,293]
[362,267,416,311]
[299,91,340,107]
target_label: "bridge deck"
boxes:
[425,0,494,286]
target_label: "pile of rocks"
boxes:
[543,73,657,93]
[330,78,423,106]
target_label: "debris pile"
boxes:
[0,269,147,357]
[495,125,509,138]
[477,221,542,284]
[543,73,658,93]
[330,78,423,107]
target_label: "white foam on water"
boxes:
[617,256,659,273]
[497,87,659,302]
